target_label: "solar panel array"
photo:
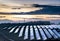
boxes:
[0,25,60,41]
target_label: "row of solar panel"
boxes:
[0,25,60,41]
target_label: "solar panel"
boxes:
[0,25,60,41]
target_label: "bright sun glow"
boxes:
[0,14,60,21]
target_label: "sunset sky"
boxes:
[0,0,60,23]
[0,0,60,6]
[0,14,60,21]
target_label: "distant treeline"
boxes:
[0,21,51,26]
